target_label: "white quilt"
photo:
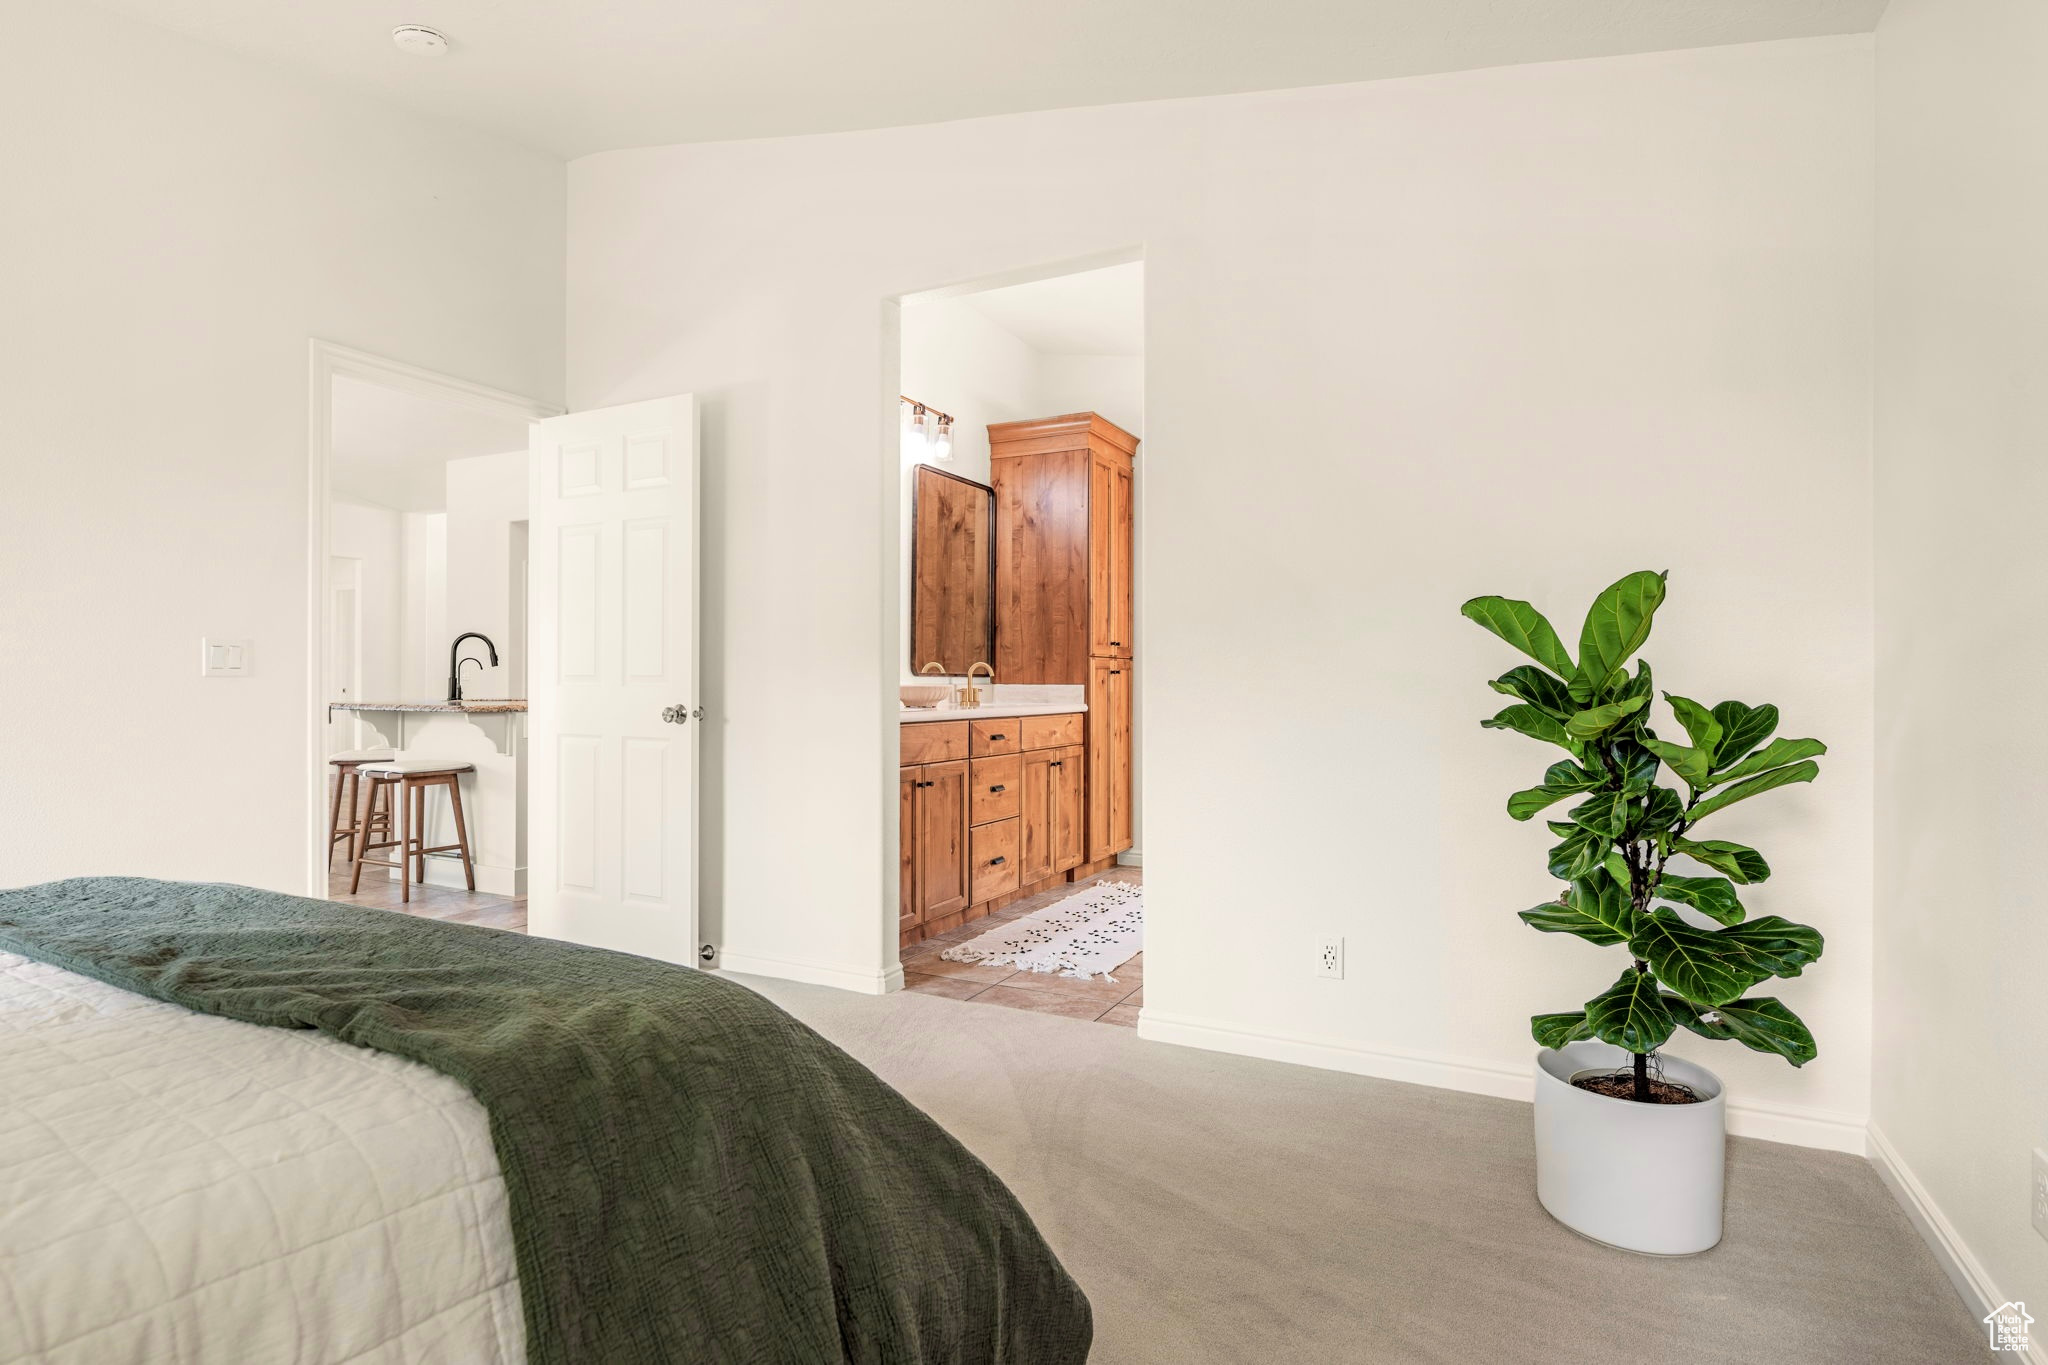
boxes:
[0,951,525,1365]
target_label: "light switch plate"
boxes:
[200,638,251,678]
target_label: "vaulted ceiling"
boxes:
[95,0,1888,158]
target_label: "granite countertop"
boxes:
[899,701,1084,724]
[329,700,528,714]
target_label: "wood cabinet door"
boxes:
[914,760,971,921]
[1018,748,1057,885]
[1052,744,1086,873]
[1087,458,1117,657]
[899,767,920,935]
[1109,662,1134,850]
[1110,463,1134,657]
[1087,659,1134,860]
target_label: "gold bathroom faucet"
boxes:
[961,661,994,709]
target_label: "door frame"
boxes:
[303,341,561,897]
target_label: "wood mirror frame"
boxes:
[910,465,994,677]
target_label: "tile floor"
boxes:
[899,866,1143,1027]
[325,860,527,933]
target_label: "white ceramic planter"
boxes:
[1533,1041,1727,1255]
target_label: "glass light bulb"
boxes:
[931,416,954,463]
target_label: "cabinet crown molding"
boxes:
[987,411,1140,458]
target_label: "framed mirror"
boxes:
[911,465,994,677]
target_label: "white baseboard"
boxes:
[1868,1123,2046,1363]
[1135,1009,1866,1154]
[384,858,524,898]
[716,949,901,996]
[1117,849,1143,867]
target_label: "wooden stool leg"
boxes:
[445,774,476,892]
[397,778,412,903]
[326,764,349,867]
[350,778,379,894]
[413,781,428,885]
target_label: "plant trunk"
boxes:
[1632,1050,1649,1102]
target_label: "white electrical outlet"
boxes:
[1316,936,1344,980]
[2032,1148,2048,1243]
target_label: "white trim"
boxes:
[1868,1123,2048,1364]
[1116,849,1143,867]
[1134,1009,1867,1153]
[305,341,560,899]
[716,950,903,996]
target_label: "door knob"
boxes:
[661,704,699,724]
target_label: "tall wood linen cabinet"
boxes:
[989,413,1137,867]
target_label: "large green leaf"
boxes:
[1654,873,1745,925]
[1574,571,1668,702]
[1481,704,1573,749]
[1462,596,1576,678]
[1712,915,1825,981]
[1482,703,1572,749]
[1665,693,1723,756]
[1488,665,1575,718]
[1564,693,1649,739]
[1668,994,1817,1067]
[1710,737,1827,787]
[1567,790,1634,838]
[1630,908,1766,1007]
[1505,761,1602,820]
[1641,785,1685,834]
[1685,760,1820,822]
[1672,838,1772,884]
[1546,822,1610,881]
[1584,968,1678,1053]
[1643,736,1713,789]
[1709,701,1778,768]
[1520,893,1630,945]
[1612,741,1660,795]
[1532,1011,1595,1049]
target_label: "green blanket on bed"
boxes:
[0,877,1091,1365]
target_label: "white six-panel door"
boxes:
[527,396,699,964]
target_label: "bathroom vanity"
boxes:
[900,411,1138,950]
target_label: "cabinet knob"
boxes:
[989,784,1006,794]
[989,855,1006,866]
[989,733,1006,741]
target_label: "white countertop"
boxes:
[899,701,1084,724]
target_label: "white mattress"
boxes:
[0,951,525,1364]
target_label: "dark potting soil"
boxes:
[1571,1074,1705,1105]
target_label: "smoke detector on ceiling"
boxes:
[391,26,449,57]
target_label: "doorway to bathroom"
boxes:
[889,258,1146,1028]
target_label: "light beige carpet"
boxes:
[735,975,1979,1365]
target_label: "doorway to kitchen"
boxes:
[306,344,555,931]
[888,257,1146,1028]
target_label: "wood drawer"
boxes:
[970,754,1021,826]
[969,718,1022,756]
[1020,713,1083,751]
[901,721,969,766]
[970,818,1021,903]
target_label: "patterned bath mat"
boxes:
[939,880,1144,982]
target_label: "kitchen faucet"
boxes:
[447,632,500,703]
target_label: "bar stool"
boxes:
[327,749,395,866]
[350,760,478,901]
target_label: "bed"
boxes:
[0,878,1091,1365]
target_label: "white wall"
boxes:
[1872,0,2048,1321]
[401,514,450,701]
[444,450,529,699]
[0,0,562,895]
[569,35,1876,1137]
[331,499,405,704]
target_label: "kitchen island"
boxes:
[329,700,526,895]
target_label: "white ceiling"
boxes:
[956,263,1145,358]
[330,375,530,513]
[95,0,1888,158]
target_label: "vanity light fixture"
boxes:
[899,396,955,464]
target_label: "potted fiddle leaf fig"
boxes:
[1463,570,1826,1255]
